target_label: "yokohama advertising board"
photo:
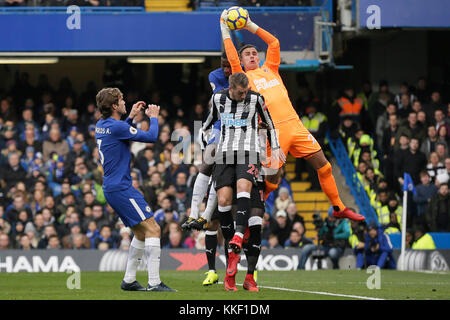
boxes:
[0,249,448,272]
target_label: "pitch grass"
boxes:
[0,270,449,300]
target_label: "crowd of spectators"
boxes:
[0,69,301,252]
[330,78,449,263]
[0,68,448,260]
[0,71,210,250]
[285,77,449,269]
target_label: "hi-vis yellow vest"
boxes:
[301,113,327,133]
[348,221,360,249]
[412,233,436,250]
[378,205,402,225]
[384,226,401,234]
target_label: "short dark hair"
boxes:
[48,235,59,241]
[100,225,111,232]
[238,44,257,59]
[96,88,123,119]
[389,113,398,118]
[419,170,430,177]
[229,72,249,89]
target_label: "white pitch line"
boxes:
[219,282,384,300]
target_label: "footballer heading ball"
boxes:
[226,6,249,30]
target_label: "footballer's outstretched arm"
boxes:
[244,12,280,73]
[220,10,244,74]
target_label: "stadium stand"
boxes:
[2,69,447,252]
[0,1,449,257]
[145,0,191,11]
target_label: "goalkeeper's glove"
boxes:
[220,9,231,40]
[244,10,259,34]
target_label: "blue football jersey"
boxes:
[208,67,229,144]
[208,67,229,94]
[95,117,158,192]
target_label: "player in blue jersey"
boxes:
[181,53,230,228]
[180,52,230,286]
[95,87,175,292]
[208,51,231,94]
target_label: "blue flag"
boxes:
[403,173,417,196]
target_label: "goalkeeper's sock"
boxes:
[316,162,345,211]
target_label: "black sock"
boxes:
[224,241,229,264]
[205,231,217,271]
[246,225,262,275]
[218,206,234,261]
[235,194,250,235]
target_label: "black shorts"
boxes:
[213,162,261,190]
[213,152,260,190]
[250,182,265,210]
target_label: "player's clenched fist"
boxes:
[145,104,160,118]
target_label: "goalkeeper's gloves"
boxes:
[244,10,259,34]
[220,9,231,40]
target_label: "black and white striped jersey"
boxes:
[202,89,280,162]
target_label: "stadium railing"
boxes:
[326,131,379,224]
[196,6,323,12]
[0,6,145,13]
[196,0,332,17]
